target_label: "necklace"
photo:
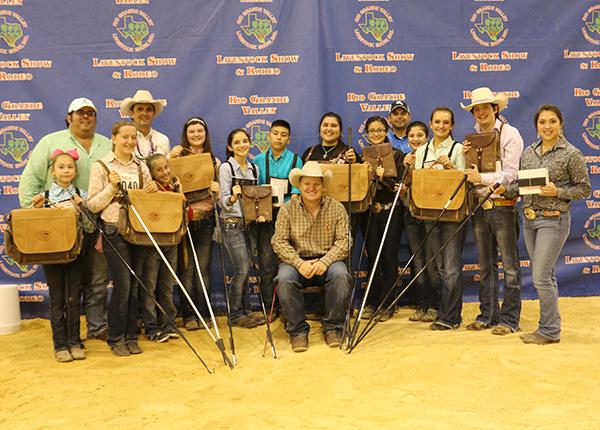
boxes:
[321,144,336,159]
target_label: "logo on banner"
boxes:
[470,6,508,47]
[245,119,271,156]
[0,245,37,279]
[354,6,394,47]
[112,9,155,52]
[0,126,33,169]
[583,211,600,250]
[582,110,600,150]
[582,5,600,45]
[0,10,28,54]
[236,8,277,50]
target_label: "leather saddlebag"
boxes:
[169,153,214,193]
[362,143,397,177]
[321,163,372,213]
[409,169,467,222]
[464,130,500,173]
[4,207,83,265]
[241,185,273,222]
[118,189,188,246]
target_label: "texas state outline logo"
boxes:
[0,10,28,54]
[582,4,600,45]
[582,110,600,150]
[354,6,394,48]
[0,125,33,169]
[244,119,272,158]
[236,7,278,50]
[0,244,38,279]
[583,211,600,250]
[112,8,155,52]
[470,6,508,47]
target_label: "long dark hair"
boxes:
[534,104,563,127]
[226,128,251,159]
[180,116,213,155]
[318,112,345,145]
[365,115,390,144]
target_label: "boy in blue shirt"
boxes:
[252,120,303,318]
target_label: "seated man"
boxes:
[271,161,351,352]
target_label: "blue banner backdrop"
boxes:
[2,0,600,318]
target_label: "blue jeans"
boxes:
[425,221,463,327]
[141,245,177,336]
[43,255,84,351]
[404,210,440,311]
[221,219,253,321]
[471,206,522,330]
[248,221,279,310]
[523,212,570,340]
[80,231,109,336]
[102,225,148,346]
[275,261,352,336]
[179,216,215,322]
[361,207,402,307]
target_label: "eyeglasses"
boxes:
[367,129,386,134]
[74,109,96,118]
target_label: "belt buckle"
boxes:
[482,199,493,210]
[524,207,536,220]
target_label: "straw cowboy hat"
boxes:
[120,90,165,117]
[460,87,508,112]
[289,161,332,189]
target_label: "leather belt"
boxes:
[524,208,561,220]
[481,198,517,210]
[222,216,243,225]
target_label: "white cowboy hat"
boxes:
[460,87,508,112]
[120,90,165,117]
[289,161,332,189]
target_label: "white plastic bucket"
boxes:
[0,284,22,335]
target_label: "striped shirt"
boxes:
[272,195,350,269]
[86,152,152,223]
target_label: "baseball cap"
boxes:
[68,98,97,114]
[389,100,411,114]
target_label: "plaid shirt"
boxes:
[272,195,350,269]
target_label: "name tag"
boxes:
[270,177,288,207]
[120,171,141,190]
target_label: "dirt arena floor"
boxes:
[2,297,600,430]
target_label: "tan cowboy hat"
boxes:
[289,161,332,189]
[460,87,508,112]
[120,90,165,117]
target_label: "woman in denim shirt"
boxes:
[218,128,263,328]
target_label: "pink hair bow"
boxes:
[51,148,79,161]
